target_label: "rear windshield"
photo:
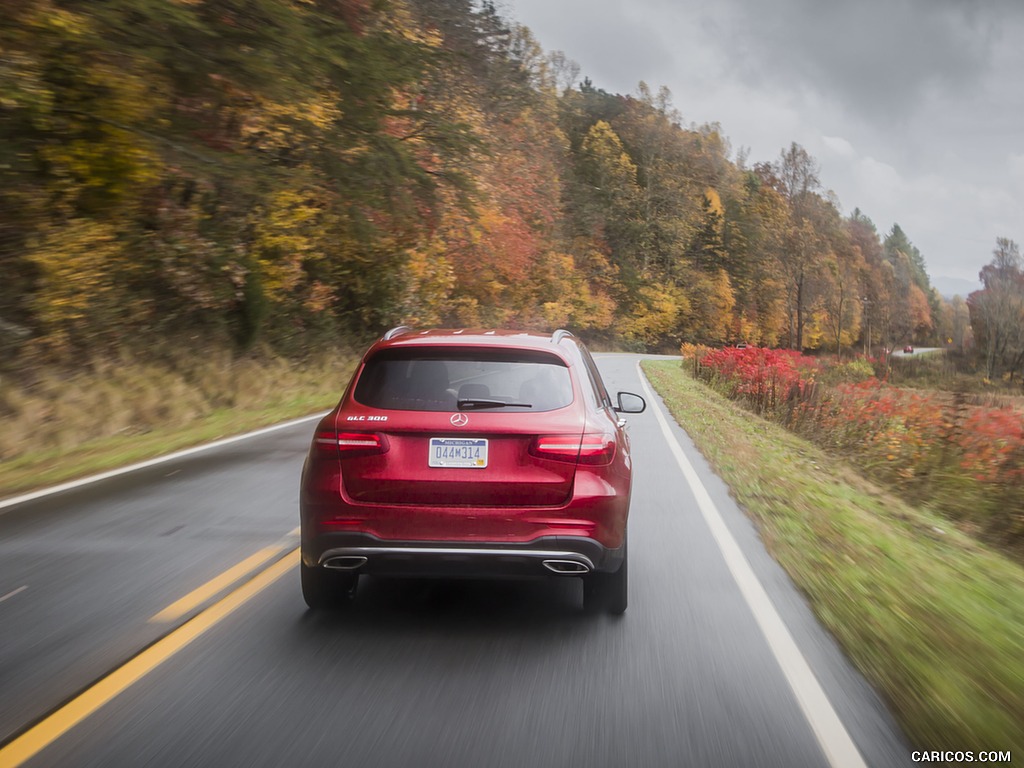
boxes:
[353,348,574,412]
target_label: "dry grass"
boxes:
[0,347,358,498]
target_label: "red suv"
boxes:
[299,328,645,614]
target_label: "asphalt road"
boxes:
[890,347,942,357]
[0,354,912,768]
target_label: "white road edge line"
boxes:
[0,585,29,604]
[637,362,867,768]
[0,412,329,513]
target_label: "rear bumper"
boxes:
[302,532,625,578]
[301,465,630,548]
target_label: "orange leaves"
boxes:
[823,383,1024,491]
[908,284,934,337]
[958,407,1024,483]
[694,348,1024,536]
[679,342,714,362]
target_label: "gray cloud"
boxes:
[721,0,1016,121]
[501,0,675,92]
[506,0,1024,283]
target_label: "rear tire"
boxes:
[583,543,628,615]
[301,562,359,610]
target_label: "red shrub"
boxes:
[691,347,1024,543]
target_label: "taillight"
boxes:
[530,433,615,465]
[314,430,389,459]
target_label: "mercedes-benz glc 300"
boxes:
[299,328,645,614]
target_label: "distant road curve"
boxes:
[890,346,943,357]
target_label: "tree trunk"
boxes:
[795,276,805,351]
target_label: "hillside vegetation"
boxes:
[681,344,1024,554]
[3,0,1022,474]
[2,0,988,369]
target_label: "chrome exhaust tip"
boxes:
[323,556,368,570]
[542,559,590,575]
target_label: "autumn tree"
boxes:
[846,209,886,355]
[968,238,1024,379]
[615,84,698,278]
[678,268,735,345]
[723,170,788,345]
[822,229,866,358]
[883,224,935,345]
[944,295,973,351]
[578,120,640,243]
[687,189,727,272]
[772,143,824,350]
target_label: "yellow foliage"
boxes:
[678,268,735,345]
[541,301,571,328]
[243,90,343,148]
[253,189,334,301]
[28,10,165,209]
[477,205,510,235]
[452,296,481,327]
[707,269,735,340]
[531,251,615,331]
[581,121,639,198]
[38,89,161,211]
[579,290,616,330]
[27,219,131,348]
[733,316,760,346]
[401,238,456,326]
[802,306,831,350]
[621,283,688,345]
[383,0,443,47]
[748,277,788,347]
[704,187,723,217]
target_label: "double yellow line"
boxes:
[0,544,300,768]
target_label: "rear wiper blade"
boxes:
[457,399,533,410]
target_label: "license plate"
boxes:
[428,438,488,468]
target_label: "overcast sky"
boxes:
[504,0,1024,290]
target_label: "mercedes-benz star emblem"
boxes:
[450,413,469,427]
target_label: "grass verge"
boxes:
[642,359,1023,756]
[0,352,358,501]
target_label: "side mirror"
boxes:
[614,392,646,414]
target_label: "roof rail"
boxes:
[382,325,413,341]
[550,329,574,344]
